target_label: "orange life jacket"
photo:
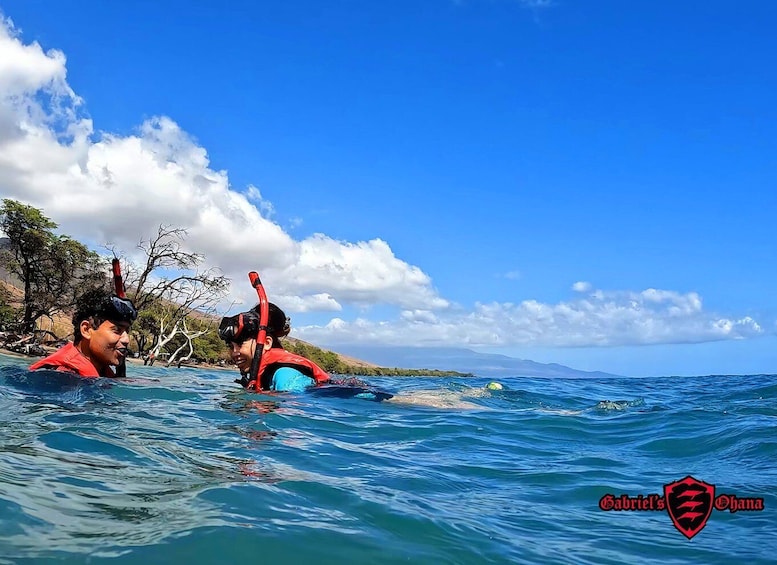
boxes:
[28,342,115,378]
[248,347,330,391]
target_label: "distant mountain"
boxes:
[333,346,623,379]
[1,235,617,378]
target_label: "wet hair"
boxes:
[72,287,136,344]
[250,302,290,348]
[219,303,291,347]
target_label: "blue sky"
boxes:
[1,0,775,376]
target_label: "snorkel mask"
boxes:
[104,295,138,323]
[218,312,259,344]
[218,304,290,344]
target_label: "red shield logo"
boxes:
[664,476,715,539]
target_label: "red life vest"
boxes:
[28,342,115,378]
[248,347,330,391]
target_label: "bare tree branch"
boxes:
[117,225,230,358]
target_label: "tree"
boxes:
[0,199,103,334]
[165,316,210,366]
[0,284,16,330]
[131,307,163,355]
[193,328,231,364]
[115,225,230,360]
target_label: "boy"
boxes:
[29,288,137,377]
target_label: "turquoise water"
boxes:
[1,353,775,564]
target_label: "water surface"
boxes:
[1,354,775,563]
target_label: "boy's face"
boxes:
[81,318,132,369]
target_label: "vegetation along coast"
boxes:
[0,199,469,377]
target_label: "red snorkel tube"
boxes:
[112,259,126,299]
[112,258,128,378]
[246,271,270,388]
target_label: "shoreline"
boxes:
[0,348,32,360]
[1,346,468,377]
[0,346,234,372]
[124,356,235,372]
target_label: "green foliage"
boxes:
[132,310,157,353]
[0,286,16,329]
[138,312,227,365]
[168,316,226,364]
[0,199,104,333]
[193,327,230,364]
[0,200,467,375]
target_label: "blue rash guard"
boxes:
[270,367,315,392]
[269,368,393,402]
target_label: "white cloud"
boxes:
[244,184,275,218]
[296,285,764,348]
[272,293,342,313]
[400,309,439,324]
[0,16,766,352]
[0,16,73,99]
[572,281,591,293]
[269,234,449,310]
[0,17,446,315]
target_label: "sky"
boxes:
[0,0,775,377]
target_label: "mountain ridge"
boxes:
[332,345,623,378]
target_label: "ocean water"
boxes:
[0,353,775,564]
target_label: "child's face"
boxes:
[83,319,131,370]
[228,339,256,373]
[228,336,273,373]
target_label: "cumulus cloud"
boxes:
[400,310,439,324]
[272,293,341,313]
[0,17,446,314]
[0,16,765,351]
[296,286,764,348]
[0,16,74,100]
[269,234,449,310]
[244,184,274,218]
